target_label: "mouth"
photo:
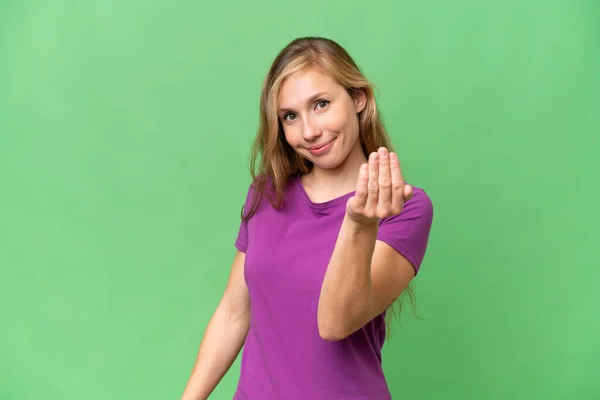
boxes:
[306,138,335,155]
[307,139,334,151]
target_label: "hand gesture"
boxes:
[346,147,413,227]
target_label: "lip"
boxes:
[307,139,335,155]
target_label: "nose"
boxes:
[302,116,323,141]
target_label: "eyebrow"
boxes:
[278,91,330,114]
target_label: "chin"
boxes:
[309,155,345,171]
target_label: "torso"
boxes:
[233,176,391,400]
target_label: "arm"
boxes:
[317,216,415,341]
[181,250,250,400]
[317,148,417,341]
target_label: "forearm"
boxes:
[181,305,250,400]
[317,214,378,340]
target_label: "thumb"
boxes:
[403,184,414,201]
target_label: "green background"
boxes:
[1,0,598,399]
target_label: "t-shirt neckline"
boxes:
[295,174,356,210]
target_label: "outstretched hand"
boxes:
[346,147,413,227]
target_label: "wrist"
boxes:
[343,213,379,235]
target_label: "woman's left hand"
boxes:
[346,147,413,227]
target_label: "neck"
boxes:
[303,141,367,196]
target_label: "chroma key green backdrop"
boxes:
[1,1,598,399]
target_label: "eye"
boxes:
[315,100,330,110]
[283,112,297,122]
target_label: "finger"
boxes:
[365,152,379,212]
[390,152,405,212]
[378,147,392,212]
[353,163,369,208]
[404,184,414,201]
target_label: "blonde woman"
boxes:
[182,37,434,400]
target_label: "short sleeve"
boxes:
[377,186,434,275]
[234,184,255,253]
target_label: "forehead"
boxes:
[278,68,343,105]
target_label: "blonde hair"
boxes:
[243,36,416,334]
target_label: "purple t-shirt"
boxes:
[232,175,433,400]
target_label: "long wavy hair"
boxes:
[242,37,417,334]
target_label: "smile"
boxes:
[307,139,335,155]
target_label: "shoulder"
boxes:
[240,174,272,200]
[382,184,433,225]
[240,173,296,214]
[405,185,433,217]
[377,184,434,273]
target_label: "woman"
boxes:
[181,37,434,400]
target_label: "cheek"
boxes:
[283,126,301,147]
[325,106,355,133]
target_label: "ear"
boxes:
[353,89,367,113]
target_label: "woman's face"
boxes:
[277,67,366,171]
